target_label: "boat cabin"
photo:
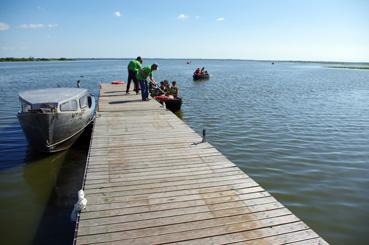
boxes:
[19,88,93,114]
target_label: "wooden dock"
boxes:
[74,84,328,244]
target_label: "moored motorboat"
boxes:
[154,95,182,112]
[17,88,96,153]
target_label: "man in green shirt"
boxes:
[137,63,158,101]
[126,56,142,94]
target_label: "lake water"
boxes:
[0,59,368,244]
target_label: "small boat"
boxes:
[17,88,96,153]
[154,95,182,112]
[193,73,209,80]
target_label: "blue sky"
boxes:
[0,0,368,62]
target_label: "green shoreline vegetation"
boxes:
[327,65,369,70]
[0,57,73,62]
[1,57,368,70]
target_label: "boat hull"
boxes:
[193,74,209,80]
[165,98,182,112]
[153,96,182,112]
[17,109,95,153]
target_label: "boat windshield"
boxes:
[21,101,32,112]
[60,100,78,112]
[20,101,58,112]
[79,95,88,109]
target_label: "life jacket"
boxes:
[168,86,178,97]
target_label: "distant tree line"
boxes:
[0,57,72,62]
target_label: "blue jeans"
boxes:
[139,80,148,100]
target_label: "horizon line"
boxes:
[1,56,368,64]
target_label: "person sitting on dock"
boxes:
[137,63,158,101]
[126,56,142,95]
[167,81,179,98]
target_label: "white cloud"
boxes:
[1,46,15,50]
[18,23,58,29]
[0,22,10,31]
[0,46,27,51]
[216,17,225,21]
[114,11,122,17]
[195,16,200,20]
[177,14,189,20]
[47,24,58,28]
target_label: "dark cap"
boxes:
[136,56,142,61]
[151,63,159,70]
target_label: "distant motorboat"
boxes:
[193,73,209,80]
[17,88,96,153]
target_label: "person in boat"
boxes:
[200,67,205,74]
[150,80,165,96]
[159,81,165,94]
[194,67,201,75]
[137,63,158,101]
[158,80,169,95]
[126,56,142,95]
[167,81,179,98]
[164,80,170,93]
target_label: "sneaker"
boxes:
[126,92,130,95]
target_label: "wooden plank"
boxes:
[84,186,265,214]
[84,163,235,181]
[286,237,329,245]
[81,190,271,221]
[77,215,301,245]
[78,202,285,237]
[84,172,248,193]
[79,196,278,228]
[85,180,259,201]
[84,184,263,207]
[85,159,232,173]
[83,186,267,213]
[84,166,240,185]
[77,209,293,243]
[84,168,244,189]
[170,222,312,245]
[83,167,239,186]
[229,229,321,244]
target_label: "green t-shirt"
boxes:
[136,66,153,81]
[127,60,141,72]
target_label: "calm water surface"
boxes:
[0,60,368,244]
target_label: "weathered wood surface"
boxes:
[75,84,328,244]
